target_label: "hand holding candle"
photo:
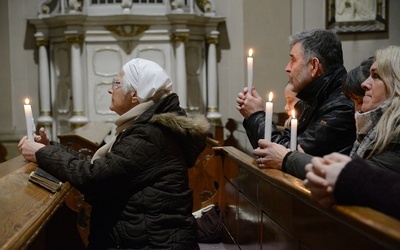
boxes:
[247,49,253,92]
[290,109,298,151]
[264,92,273,141]
[24,98,35,141]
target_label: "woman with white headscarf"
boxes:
[18,58,209,249]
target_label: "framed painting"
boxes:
[326,0,388,33]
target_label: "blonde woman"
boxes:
[350,46,400,173]
[305,46,400,215]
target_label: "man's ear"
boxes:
[310,57,323,78]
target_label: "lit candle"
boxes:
[24,98,35,141]
[290,109,298,151]
[247,49,253,92]
[264,92,273,141]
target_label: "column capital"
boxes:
[172,33,190,43]
[206,37,219,45]
[35,37,49,47]
[206,30,219,44]
[65,34,84,44]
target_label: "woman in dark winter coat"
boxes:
[18,58,209,249]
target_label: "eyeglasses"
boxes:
[112,78,122,90]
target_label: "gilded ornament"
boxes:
[105,25,149,37]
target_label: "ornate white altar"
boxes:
[29,0,224,138]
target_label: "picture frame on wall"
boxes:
[326,0,388,34]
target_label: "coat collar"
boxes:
[297,65,347,106]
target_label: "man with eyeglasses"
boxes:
[236,29,356,179]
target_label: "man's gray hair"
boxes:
[289,29,344,71]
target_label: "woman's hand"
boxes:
[18,136,45,163]
[304,153,351,208]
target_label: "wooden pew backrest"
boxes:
[213,146,400,249]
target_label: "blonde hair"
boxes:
[369,46,400,157]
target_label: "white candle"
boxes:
[24,98,35,141]
[264,92,273,141]
[247,49,253,92]
[290,109,298,151]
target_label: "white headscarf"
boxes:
[122,58,172,103]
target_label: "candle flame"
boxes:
[249,49,253,57]
[292,109,296,118]
[24,98,30,105]
[268,92,273,102]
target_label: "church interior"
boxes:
[1,0,400,249]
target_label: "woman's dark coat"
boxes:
[36,94,208,249]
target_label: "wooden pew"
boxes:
[58,121,112,157]
[0,156,74,250]
[189,136,223,211]
[212,146,400,249]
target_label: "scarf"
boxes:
[350,106,384,158]
[90,100,155,163]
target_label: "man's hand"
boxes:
[236,86,264,118]
[253,139,290,169]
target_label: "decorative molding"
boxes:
[72,111,85,116]
[40,111,52,116]
[56,81,71,114]
[207,107,219,113]
[94,82,116,115]
[54,47,69,78]
[137,47,166,69]
[105,25,149,37]
[93,47,122,77]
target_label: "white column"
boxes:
[35,33,53,139]
[206,31,221,124]
[173,31,189,109]
[66,34,88,128]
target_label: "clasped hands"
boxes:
[303,153,351,208]
[236,86,264,119]
[18,127,50,163]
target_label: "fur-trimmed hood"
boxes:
[150,113,210,137]
[131,93,209,168]
[149,113,209,168]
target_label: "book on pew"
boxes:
[29,167,63,193]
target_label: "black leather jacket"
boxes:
[243,66,356,179]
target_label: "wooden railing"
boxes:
[212,146,400,249]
